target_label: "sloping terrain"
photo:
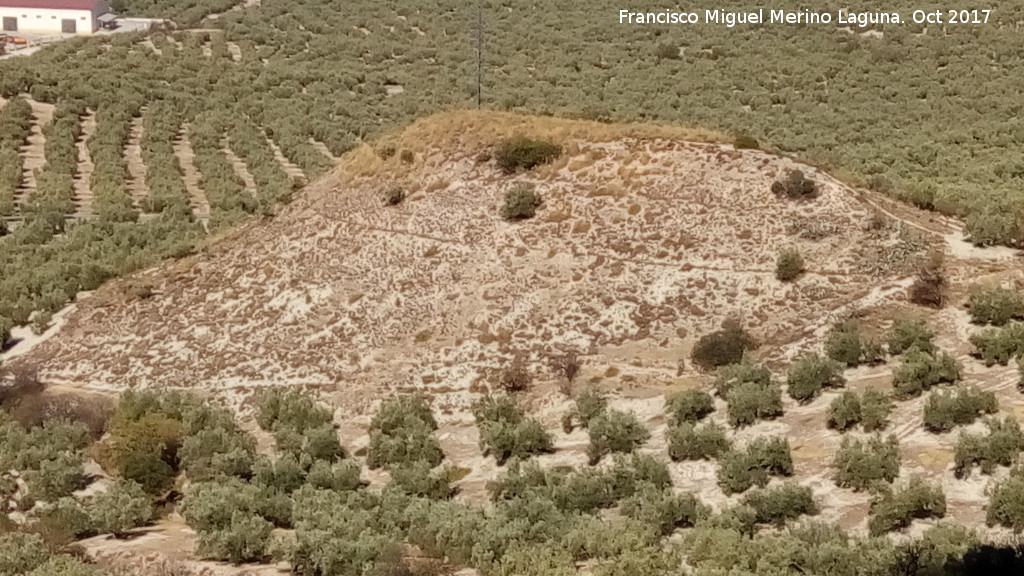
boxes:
[10,112,1024,570]
[22,111,923,410]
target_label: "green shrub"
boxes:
[887,317,936,355]
[255,388,333,434]
[472,395,553,464]
[23,452,83,502]
[832,435,900,491]
[891,348,961,399]
[740,482,817,526]
[691,321,754,371]
[388,461,458,500]
[179,425,257,482]
[775,248,805,281]
[195,511,273,563]
[827,391,862,431]
[86,479,153,537]
[367,396,443,469]
[495,137,561,174]
[714,358,772,397]
[24,556,107,576]
[253,453,306,494]
[667,422,731,461]
[717,437,793,495]
[954,417,1024,478]
[967,285,1024,326]
[734,134,760,149]
[620,487,708,535]
[771,170,818,199]
[987,470,1024,531]
[586,409,650,465]
[861,389,894,431]
[969,322,1024,366]
[725,381,783,427]
[305,460,363,491]
[35,497,94,539]
[0,532,50,576]
[825,320,883,367]
[573,387,608,429]
[787,353,846,402]
[868,477,946,536]
[664,390,714,424]
[501,184,541,220]
[922,385,998,433]
[383,185,405,206]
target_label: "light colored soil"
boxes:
[222,137,257,198]
[309,138,336,161]
[139,39,161,56]
[172,125,211,221]
[264,130,304,180]
[126,112,150,207]
[72,110,97,218]
[16,98,56,211]
[13,111,1024,566]
[226,42,242,62]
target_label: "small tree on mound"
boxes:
[909,251,946,309]
[86,479,153,538]
[887,317,936,355]
[787,353,846,403]
[501,184,541,220]
[667,422,731,461]
[891,348,961,399]
[495,137,562,174]
[775,248,805,281]
[860,389,894,431]
[620,486,708,535]
[825,320,884,367]
[664,390,715,425]
[969,322,1024,366]
[868,477,946,536]
[954,417,1024,478]
[922,385,998,433]
[832,435,900,492]
[740,482,817,527]
[714,358,772,398]
[967,285,1024,326]
[725,381,783,427]
[691,320,754,371]
[563,387,608,433]
[472,395,553,464]
[586,409,650,465]
[827,391,862,431]
[717,437,793,495]
[383,185,405,206]
[771,170,818,199]
[987,469,1024,531]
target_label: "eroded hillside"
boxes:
[19,111,931,412]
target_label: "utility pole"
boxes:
[476,0,483,107]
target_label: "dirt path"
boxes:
[71,110,97,218]
[16,98,56,211]
[221,137,257,198]
[264,130,305,180]
[125,114,150,207]
[172,125,211,221]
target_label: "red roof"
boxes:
[0,0,99,10]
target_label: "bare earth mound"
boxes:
[13,112,1024,567]
[24,111,918,410]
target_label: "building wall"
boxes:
[0,6,104,35]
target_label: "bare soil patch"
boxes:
[72,110,97,218]
[172,125,211,220]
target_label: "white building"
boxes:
[0,0,110,36]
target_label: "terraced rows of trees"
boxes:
[1,0,1023,343]
[3,346,1024,575]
